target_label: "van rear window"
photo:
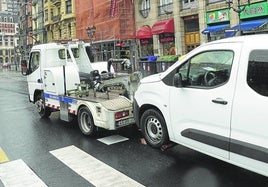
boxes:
[247,50,268,96]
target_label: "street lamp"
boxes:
[86,25,96,44]
[226,0,251,36]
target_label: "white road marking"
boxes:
[50,145,144,187]
[97,135,129,145]
[0,159,47,187]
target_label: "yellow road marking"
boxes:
[0,147,9,163]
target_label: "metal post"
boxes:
[226,0,251,36]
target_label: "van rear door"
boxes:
[230,48,268,176]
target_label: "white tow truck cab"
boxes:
[134,34,268,177]
[22,41,135,135]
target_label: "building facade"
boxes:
[32,0,46,44]
[18,0,33,61]
[44,0,76,42]
[0,0,19,67]
[75,0,136,63]
[16,0,268,63]
[135,0,268,58]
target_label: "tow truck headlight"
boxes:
[115,110,129,119]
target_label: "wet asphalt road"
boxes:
[0,69,267,187]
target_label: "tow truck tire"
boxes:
[140,109,169,148]
[78,106,96,136]
[36,94,51,118]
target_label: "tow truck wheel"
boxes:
[140,109,169,148]
[35,94,51,118]
[78,106,96,136]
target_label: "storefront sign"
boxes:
[206,9,230,24]
[240,2,268,19]
[159,33,174,43]
[140,38,153,45]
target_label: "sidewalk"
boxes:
[0,67,26,81]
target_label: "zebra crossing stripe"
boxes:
[50,145,145,187]
[0,159,47,187]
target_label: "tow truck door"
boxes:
[26,50,43,102]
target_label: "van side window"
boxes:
[29,52,40,72]
[247,50,268,96]
[178,50,233,88]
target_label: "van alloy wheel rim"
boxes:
[146,117,162,143]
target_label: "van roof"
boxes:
[207,34,268,46]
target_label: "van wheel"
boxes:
[35,94,51,118]
[78,106,96,136]
[140,109,169,148]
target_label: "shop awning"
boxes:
[202,24,230,34]
[152,19,174,35]
[136,25,153,39]
[232,19,268,31]
[226,19,268,37]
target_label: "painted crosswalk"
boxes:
[50,145,144,187]
[0,145,144,187]
[0,159,47,187]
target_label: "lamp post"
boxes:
[86,25,96,44]
[226,0,251,36]
[86,25,96,62]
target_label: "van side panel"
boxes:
[230,45,268,177]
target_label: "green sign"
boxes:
[206,9,230,24]
[240,2,268,19]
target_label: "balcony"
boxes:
[51,0,61,5]
[139,8,150,18]
[158,3,173,16]
[32,14,38,21]
[32,0,37,6]
[27,27,32,32]
[52,15,61,22]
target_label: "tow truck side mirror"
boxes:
[21,60,28,76]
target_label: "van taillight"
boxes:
[115,111,129,119]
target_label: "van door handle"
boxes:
[212,98,228,105]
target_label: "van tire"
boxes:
[35,94,51,118]
[140,109,169,148]
[78,106,96,136]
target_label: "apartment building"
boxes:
[44,0,76,42]
[75,0,136,62]
[17,0,268,62]
[135,0,268,57]
[0,0,19,66]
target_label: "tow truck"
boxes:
[21,41,139,135]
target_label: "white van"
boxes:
[134,34,268,177]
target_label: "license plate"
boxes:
[116,118,135,128]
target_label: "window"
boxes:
[29,52,40,72]
[247,50,268,96]
[182,0,198,10]
[10,36,13,46]
[160,0,173,5]
[59,49,67,59]
[66,0,72,14]
[45,9,48,21]
[140,0,150,18]
[4,36,8,46]
[159,0,173,15]
[164,50,233,87]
